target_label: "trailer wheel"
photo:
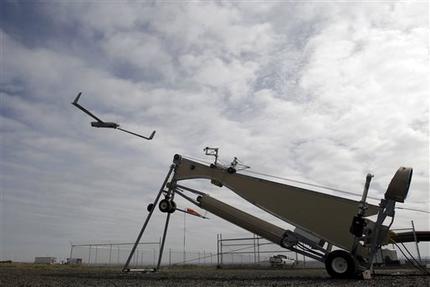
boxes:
[325,250,356,279]
[159,199,171,213]
[147,203,154,212]
[168,200,176,213]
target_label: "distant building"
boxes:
[66,258,82,265]
[34,257,56,264]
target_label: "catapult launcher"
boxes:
[71,93,428,278]
[122,153,429,278]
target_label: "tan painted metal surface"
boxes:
[199,195,286,245]
[174,157,379,251]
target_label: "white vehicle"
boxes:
[269,255,296,268]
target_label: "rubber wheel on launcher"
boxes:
[159,199,171,213]
[168,201,176,213]
[325,250,357,279]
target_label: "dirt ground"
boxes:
[1,264,429,287]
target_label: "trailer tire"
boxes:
[168,200,176,213]
[159,199,171,213]
[325,250,356,279]
[147,203,154,212]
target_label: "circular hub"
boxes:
[159,199,171,213]
[331,257,348,274]
[325,250,357,279]
[158,199,176,213]
[168,200,176,213]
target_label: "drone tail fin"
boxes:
[72,92,82,105]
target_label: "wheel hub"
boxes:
[331,257,348,274]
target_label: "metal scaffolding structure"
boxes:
[216,233,302,267]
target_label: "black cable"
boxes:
[392,241,417,269]
[244,169,381,200]
[391,240,429,275]
[399,241,428,274]
[373,216,395,268]
[396,206,430,214]
[386,215,394,232]
[400,242,422,268]
[182,154,366,199]
[181,155,430,214]
[384,216,429,275]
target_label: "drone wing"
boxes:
[72,92,104,123]
[117,128,156,140]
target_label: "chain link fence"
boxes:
[68,233,304,268]
[68,241,216,267]
[69,229,427,268]
[216,234,309,268]
[69,241,161,266]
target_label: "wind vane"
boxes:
[72,92,155,140]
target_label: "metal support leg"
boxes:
[351,174,373,256]
[156,212,172,270]
[122,164,175,272]
[366,199,395,269]
[155,184,177,270]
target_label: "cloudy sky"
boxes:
[1,1,429,263]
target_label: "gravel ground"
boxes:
[1,264,429,287]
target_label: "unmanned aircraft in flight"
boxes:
[72,92,155,140]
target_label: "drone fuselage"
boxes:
[91,121,119,128]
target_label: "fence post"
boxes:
[220,234,223,266]
[253,234,256,264]
[217,234,219,267]
[411,220,422,264]
[108,244,112,265]
[95,246,98,265]
[117,246,120,265]
[88,245,92,265]
[69,244,74,263]
[257,236,260,263]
